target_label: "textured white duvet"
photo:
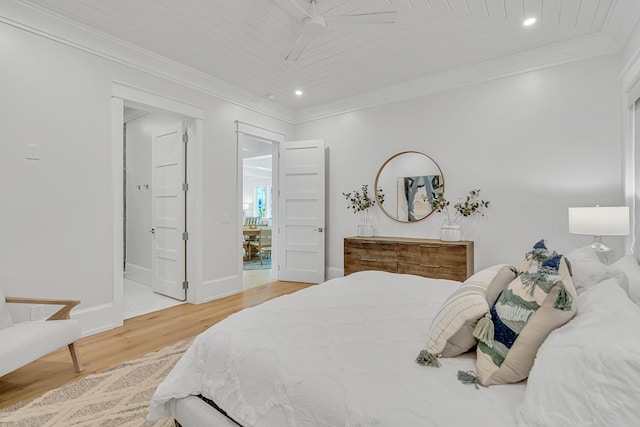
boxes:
[149,271,526,426]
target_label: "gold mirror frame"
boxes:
[374,151,444,223]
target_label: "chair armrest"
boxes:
[4,297,80,320]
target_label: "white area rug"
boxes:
[0,338,193,426]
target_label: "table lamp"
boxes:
[568,206,630,264]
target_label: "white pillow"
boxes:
[565,246,628,294]
[424,264,516,358]
[613,255,640,304]
[516,278,640,427]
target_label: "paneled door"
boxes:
[278,139,325,283]
[151,122,187,300]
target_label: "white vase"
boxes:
[440,224,461,241]
[358,213,374,237]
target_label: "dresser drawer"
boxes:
[397,263,468,281]
[396,243,468,268]
[396,242,469,281]
[344,241,397,275]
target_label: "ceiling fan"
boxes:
[285,0,397,62]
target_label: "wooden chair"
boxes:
[245,217,259,226]
[0,287,83,377]
[243,237,252,261]
[249,228,272,265]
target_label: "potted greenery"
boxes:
[428,189,490,241]
[343,184,385,236]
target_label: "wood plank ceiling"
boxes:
[19,0,640,110]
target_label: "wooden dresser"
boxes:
[344,236,474,281]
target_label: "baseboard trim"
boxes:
[326,267,344,281]
[198,276,242,304]
[72,303,117,337]
[124,263,151,286]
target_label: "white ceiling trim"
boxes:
[1,0,626,126]
[621,23,640,92]
[3,0,295,123]
[294,33,621,123]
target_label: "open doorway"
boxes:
[236,124,325,285]
[123,106,185,318]
[112,83,205,327]
[242,136,275,289]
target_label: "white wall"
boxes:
[292,55,625,277]
[124,113,180,285]
[0,1,629,335]
[0,6,292,334]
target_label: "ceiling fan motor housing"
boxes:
[302,15,327,38]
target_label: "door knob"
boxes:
[149,228,155,234]
[313,227,324,232]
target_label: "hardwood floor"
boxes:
[0,280,312,410]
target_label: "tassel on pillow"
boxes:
[554,281,573,311]
[472,312,494,348]
[524,239,556,263]
[415,350,441,367]
[457,370,486,389]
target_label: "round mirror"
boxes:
[374,151,444,223]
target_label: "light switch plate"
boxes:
[27,144,40,160]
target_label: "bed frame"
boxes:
[171,396,240,427]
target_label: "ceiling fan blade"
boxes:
[324,11,397,27]
[287,0,312,19]
[285,34,309,62]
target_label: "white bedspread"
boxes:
[149,271,526,426]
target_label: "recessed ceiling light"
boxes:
[523,17,536,26]
[294,89,303,96]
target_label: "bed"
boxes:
[148,244,640,427]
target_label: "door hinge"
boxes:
[182,231,189,240]
[183,133,189,143]
[182,281,189,290]
[182,182,189,192]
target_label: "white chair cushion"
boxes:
[0,287,14,330]
[0,319,81,377]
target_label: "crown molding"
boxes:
[1,0,624,126]
[2,0,296,124]
[620,19,640,92]
[293,34,621,124]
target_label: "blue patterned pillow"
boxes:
[472,240,577,386]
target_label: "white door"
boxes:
[151,123,187,300]
[278,139,325,283]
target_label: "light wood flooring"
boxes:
[0,280,312,410]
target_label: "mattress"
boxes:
[149,271,526,426]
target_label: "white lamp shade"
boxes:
[568,206,630,236]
